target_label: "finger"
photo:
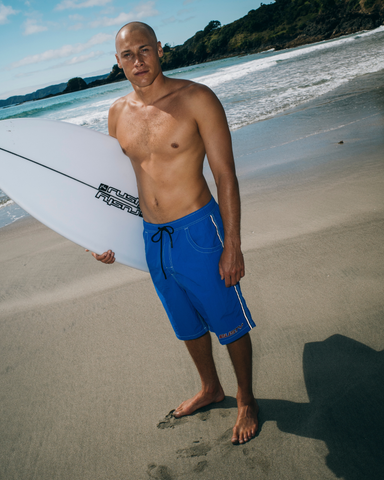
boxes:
[235,269,242,284]
[104,250,115,264]
[92,250,115,264]
[101,251,114,264]
[241,262,245,278]
[219,264,225,281]
[228,271,241,287]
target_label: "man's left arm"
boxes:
[193,85,244,287]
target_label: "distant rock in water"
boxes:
[63,77,88,94]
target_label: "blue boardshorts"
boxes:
[143,197,255,345]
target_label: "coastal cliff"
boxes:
[160,0,384,69]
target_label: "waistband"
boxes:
[143,196,217,233]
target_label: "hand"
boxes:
[219,245,245,287]
[85,249,115,264]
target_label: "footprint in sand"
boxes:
[147,463,174,480]
[242,445,271,473]
[193,460,208,472]
[176,440,212,458]
[156,410,188,429]
[157,409,211,429]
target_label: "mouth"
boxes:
[134,70,149,76]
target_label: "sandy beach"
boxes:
[0,72,383,480]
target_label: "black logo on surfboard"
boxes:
[96,183,142,217]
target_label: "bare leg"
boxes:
[173,332,225,418]
[227,333,259,444]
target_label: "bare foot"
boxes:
[173,387,225,418]
[231,398,259,445]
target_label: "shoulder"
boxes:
[108,93,134,137]
[167,79,222,120]
[109,92,133,115]
[165,77,217,101]
[179,80,217,102]
[180,81,225,124]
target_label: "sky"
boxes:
[0,0,263,100]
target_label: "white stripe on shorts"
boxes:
[210,214,252,330]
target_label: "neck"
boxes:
[131,71,169,106]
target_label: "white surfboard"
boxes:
[0,118,148,272]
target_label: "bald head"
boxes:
[114,21,163,87]
[115,22,157,50]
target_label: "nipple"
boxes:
[171,143,179,149]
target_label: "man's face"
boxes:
[115,27,163,88]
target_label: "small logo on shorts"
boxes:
[219,323,244,340]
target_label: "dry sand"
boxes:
[0,74,383,479]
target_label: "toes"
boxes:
[234,429,255,444]
[173,404,187,418]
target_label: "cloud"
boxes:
[0,3,18,24]
[68,13,83,29]
[90,1,159,28]
[14,50,106,78]
[55,0,112,11]
[10,32,113,69]
[162,16,176,25]
[23,18,48,35]
[177,8,193,16]
[66,50,104,65]
[69,22,83,30]
[180,15,195,23]
[69,14,83,20]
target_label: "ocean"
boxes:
[1,25,383,229]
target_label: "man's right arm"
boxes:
[108,97,125,138]
[108,103,118,138]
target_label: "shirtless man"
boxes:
[93,21,259,445]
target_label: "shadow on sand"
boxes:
[258,334,384,480]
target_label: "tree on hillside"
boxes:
[204,20,221,34]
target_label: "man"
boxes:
[93,21,259,445]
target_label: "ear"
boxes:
[157,41,164,58]
[115,53,122,69]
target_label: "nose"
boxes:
[134,54,144,67]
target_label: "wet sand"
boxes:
[0,72,383,479]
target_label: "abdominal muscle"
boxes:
[132,153,212,224]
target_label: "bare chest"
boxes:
[116,106,197,160]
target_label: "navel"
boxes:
[171,142,179,149]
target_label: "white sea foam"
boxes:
[65,109,109,130]
[0,198,14,209]
[194,56,278,88]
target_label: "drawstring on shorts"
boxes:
[151,226,174,279]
